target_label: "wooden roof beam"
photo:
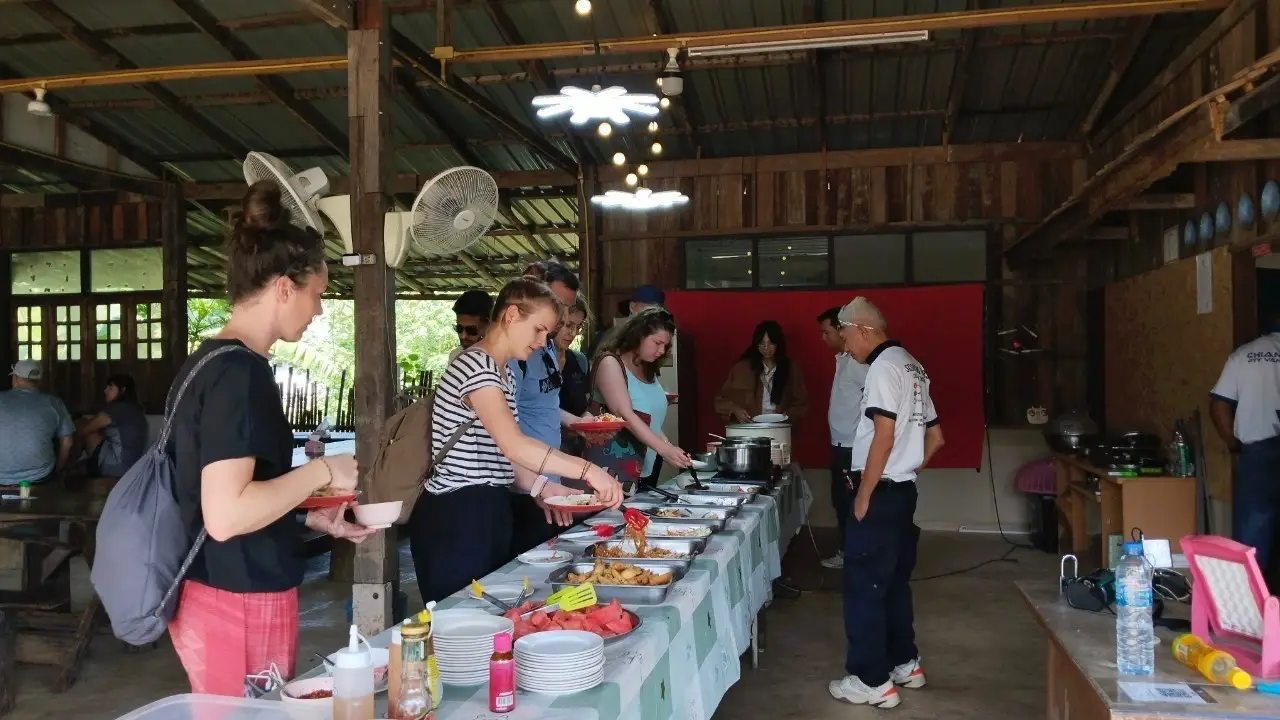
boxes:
[172,0,350,158]
[296,0,354,29]
[481,0,597,165]
[187,167,578,199]
[435,0,1228,64]
[0,142,166,196]
[1188,138,1280,162]
[943,15,977,147]
[1121,192,1196,211]
[1006,59,1280,267]
[1078,16,1151,137]
[26,2,248,159]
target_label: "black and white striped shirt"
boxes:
[426,348,519,493]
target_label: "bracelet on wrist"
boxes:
[318,457,334,489]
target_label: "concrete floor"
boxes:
[7,530,1057,719]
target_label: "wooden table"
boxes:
[1053,454,1197,570]
[0,486,106,713]
[1019,580,1280,720]
[290,439,356,468]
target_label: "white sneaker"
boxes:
[890,658,927,689]
[828,675,901,708]
[820,551,844,569]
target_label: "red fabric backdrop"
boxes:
[664,285,985,469]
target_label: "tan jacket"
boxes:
[714,359,808,423]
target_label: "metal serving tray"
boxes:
[580,538,700,570]
[626,502,736,525]
[548,562,686,605]
[643,520,716,540]
[694,482,762,495]
[633,490,749,508]
[679,490,758,505]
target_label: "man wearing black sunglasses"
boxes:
[447,290,493,365]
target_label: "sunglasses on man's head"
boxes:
[538,352,563,394]
[455,324,481,337]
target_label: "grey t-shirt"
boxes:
[0,388,74,484]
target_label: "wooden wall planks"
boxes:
[0,197,162,250]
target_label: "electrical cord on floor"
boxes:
[910,427,1033,582]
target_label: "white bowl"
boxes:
[352,501,403,529]
[280,676,334,719]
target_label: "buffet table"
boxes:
[1019,580,1280,720]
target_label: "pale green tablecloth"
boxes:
[257,468,809,720]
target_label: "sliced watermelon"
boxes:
[604,618,632,635]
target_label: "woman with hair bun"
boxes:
[166,181,373,696]
[408,276,623,604]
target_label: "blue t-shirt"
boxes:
[0,387,75,484]
[509,342,563,484]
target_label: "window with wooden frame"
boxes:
[95,303,123,361]
[15,306,42,361]
[54,305,82,362]
[136,302,163,360]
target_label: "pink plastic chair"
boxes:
[1181,534,1280,679]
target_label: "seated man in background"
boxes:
[447,290,494,365]
[0,360,75,486]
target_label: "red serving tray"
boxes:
[298,493,358,509]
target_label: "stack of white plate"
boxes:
[432,610,514,686]
[514,630,605,694]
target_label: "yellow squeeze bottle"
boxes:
[417,605,442,710]
[1171,634,1252,689]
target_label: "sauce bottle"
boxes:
[393,621,434,719]
[387,622,403,711]
[489,631,515,713]
[415,605,441,710]
[331,623,374,720]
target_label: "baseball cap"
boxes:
[837,297,887,330]
[10,360,41,381]
[631,284,665,305]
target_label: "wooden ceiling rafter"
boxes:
[26,1,249,159]
[943,5,978,148]
[1007,52,1280,266]
[1078,15,1152,137]
[170,0,350,158]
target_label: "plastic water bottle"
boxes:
[1116,541,1155,676]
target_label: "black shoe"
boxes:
[772,578,802,599]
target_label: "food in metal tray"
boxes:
[594,542,688,560]
[502,598,636,640]
[567,559,672,586]
[648,525,710,537]
[654,508,719,519]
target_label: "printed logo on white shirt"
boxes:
[851,343,938,483]
[1211,333,1280,444]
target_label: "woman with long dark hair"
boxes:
[166,182,373,696]
[76,373,148,478]
[715,320,809,424]
[584,307,691,490]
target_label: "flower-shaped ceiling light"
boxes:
[532,85,660,126]
[591,187,690,211]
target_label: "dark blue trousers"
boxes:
[830,445,854,545]
[409,484,514,604]
[843,477,919,687]
[1233,437,1280,586]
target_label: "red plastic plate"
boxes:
[298,493,358,509]
[571,420,626,433]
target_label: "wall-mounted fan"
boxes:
[242,152,329,233]
[315,166,499,269]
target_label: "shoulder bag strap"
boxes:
[151,344,251,620]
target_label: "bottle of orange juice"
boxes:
[1171,634,1251,689]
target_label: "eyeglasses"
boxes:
[538,351,563,394]
[455,324,481,337]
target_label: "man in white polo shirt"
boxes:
[1210,320,1280,587]
[817,306,868,569]
[828,297,945,710]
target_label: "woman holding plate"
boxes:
[409,277,623,603]
[584,307,691,491]
[715,320,809,424]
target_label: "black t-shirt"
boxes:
[169,339,303,593]
[102,399,148,470]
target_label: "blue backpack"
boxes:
[90,345,245,645]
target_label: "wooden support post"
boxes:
[0,610,12,716]
[346,0,395,637]
[579,165,599,332]
[0,254,10,380]
[161,183,189,370]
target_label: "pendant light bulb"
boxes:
[574,0,592,16]
[659,97,671,109]
[611,152,626,166]
[597,122,612,137]
[638,164,650,177]
[647,121,659,133]
[650,141,663,155]
[625,173,638,187]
